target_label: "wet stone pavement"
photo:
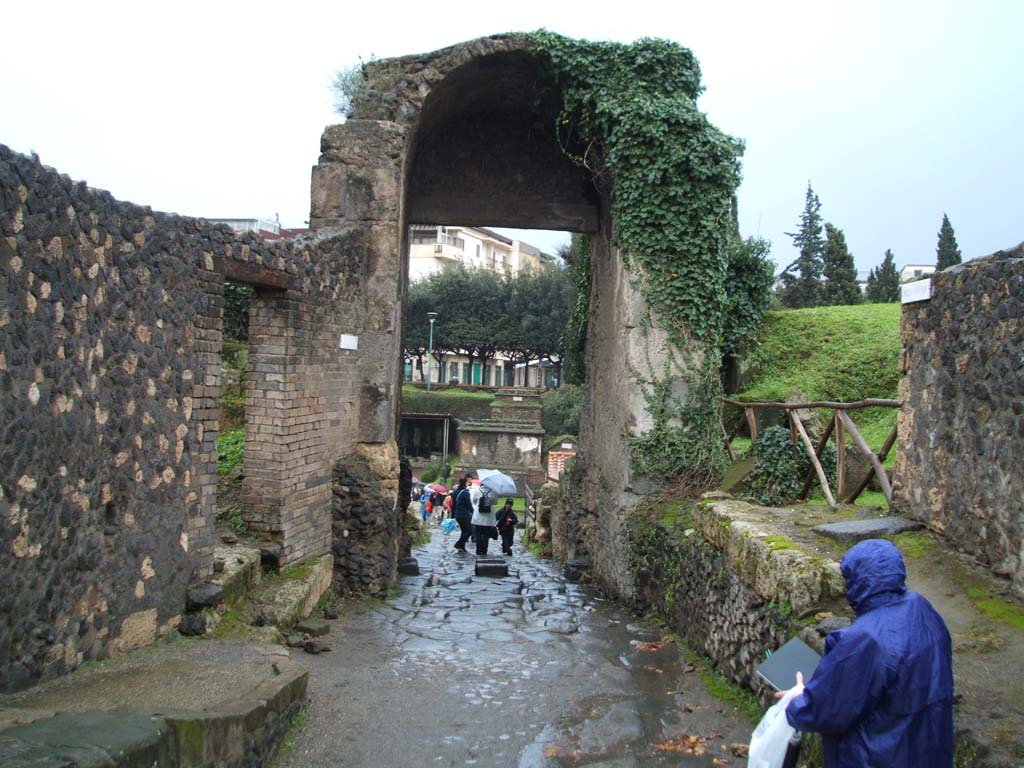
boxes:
[280,528,753,767]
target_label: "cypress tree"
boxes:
[935,213,962,270]
[780,182,825,308]
[866,250,900,303]
[821,223,863,305]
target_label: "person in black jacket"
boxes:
[451,475,475,552]
[495,498,518,556]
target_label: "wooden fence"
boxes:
[722,398,900,507]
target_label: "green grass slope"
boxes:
[735,302,902,467]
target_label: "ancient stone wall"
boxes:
[330,450,403,596]
[0,146,368,690]
[894,244,1024,596]
[629,497,846,694]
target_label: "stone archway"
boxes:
[309,34,716,598]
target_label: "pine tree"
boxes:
[935,213,962,270]
[779,182,825,308]
[821,223,862,305]
[866,250,900,303]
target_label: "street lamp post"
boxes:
[426,312,438,391]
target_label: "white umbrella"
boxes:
[476,468,517,496]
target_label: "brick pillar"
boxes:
[242,290,338,564]
[189,254,223,579]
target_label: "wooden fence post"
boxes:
[791,411,836,508]
[836,413,846,500]
[837,411,893,503]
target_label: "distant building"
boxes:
[208,216,309,241]
[405,224,559,388]
[408,224,553,281]
[899,264,936,284]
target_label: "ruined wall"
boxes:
[330,447,403,596]
[894,244,1024,596]
[0,146,368,691]
[630,496,846,693]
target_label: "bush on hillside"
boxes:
[541,384,582,437]
[746,426,836,506]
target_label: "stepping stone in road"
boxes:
[475,557,509,577]
[813,516,923,543]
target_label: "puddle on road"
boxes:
[359,528,755,767]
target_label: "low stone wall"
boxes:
[894,244,1024,596]
[627,496,846,692]
[0,146,376,691]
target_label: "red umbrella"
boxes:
[426,483,447,493]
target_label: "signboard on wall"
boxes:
[901,278,932,304]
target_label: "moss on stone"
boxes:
[763,535,796,551]
[885,531,932,559]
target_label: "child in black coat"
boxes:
[496,499,518,556]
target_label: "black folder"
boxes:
[755,636,822,692]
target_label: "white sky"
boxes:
[2,0,1021,274]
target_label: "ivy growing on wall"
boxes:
[528,31,743,484]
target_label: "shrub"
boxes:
[541,384,582,437]
[746,426,836,506]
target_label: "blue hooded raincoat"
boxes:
[785,539,954,767]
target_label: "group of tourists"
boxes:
[413,475,518,556]
[448,475,517,556]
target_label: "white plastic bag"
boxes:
[748,689,799,768]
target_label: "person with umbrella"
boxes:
[451,475,475,552]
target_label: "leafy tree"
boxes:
[821,223,863,306]
[865,250,900,303]
[935,213,962,270]
[779,183,825,308]
[503,266,574,386]
[722,235,775,355]
[223,281,253,342]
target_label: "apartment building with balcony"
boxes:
[408,224,551,281]
[405,224,560,388]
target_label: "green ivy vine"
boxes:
[528,31,743,486]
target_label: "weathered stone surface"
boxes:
[294,618,329,638]
[397,557,420,576]
[185,583,224,612]
[895,244,1024,596]
[474,558,509,578]
[207,545,261,606]
[630,498,848,694]
[260,555,333,630]
[813,516,922,543]
[693,497,846,613]
[178,610,221,637]
[332,453,402,597]
[0,144,376,691]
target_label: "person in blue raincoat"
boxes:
[780,538,953,767]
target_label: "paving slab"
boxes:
[813,516,923,543]
[0,640,307,768]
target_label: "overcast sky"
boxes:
[2,1,1020,275]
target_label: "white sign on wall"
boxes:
[901,278,932,304]
[339,334,359,350]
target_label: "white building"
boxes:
[899,264,936,284]
[408,225,552,281]
[405,224,559,388]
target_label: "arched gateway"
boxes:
[311,33,740,597]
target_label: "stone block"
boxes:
[813,516,923,543]
[475,558,508,578]
[294,618,330,637]
[185,582,224,612]
[397,557,420,576]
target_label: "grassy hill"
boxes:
[734,302,902,472]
